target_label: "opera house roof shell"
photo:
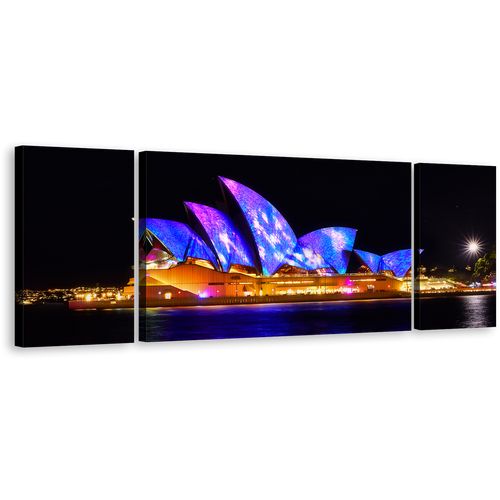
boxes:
[353,248,423,278]
[184,201,256,273]
[140,176,413,278]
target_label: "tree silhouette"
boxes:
[472,245,496,282]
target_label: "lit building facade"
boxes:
[139,177,414,300]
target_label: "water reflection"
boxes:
[142,298,411,342]
[460,295,494,329]
[418,294,496,331]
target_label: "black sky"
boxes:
[19,151,492,288]
[141,152,411,259]
[417,163,496,268]
[19,146,134,289]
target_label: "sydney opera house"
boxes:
[137,176,414,302]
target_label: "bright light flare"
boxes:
[463,237,482,256]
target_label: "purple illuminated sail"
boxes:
[380,249,412,277]
[298,227,357,274]
[353,249,381,273]
[284,241,327,270]
[141,218,217,265]
[184,202,256,272]
[219,176,297,275]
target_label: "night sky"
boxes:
[19,146,134,289]
[19,151,493,288]
[416,163,496,269]
[141,152,411,261]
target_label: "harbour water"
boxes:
[18,303,134,347]
[18,299,410,347]
[18,295,491,347]
[417,294,496,330]
[141,298,411,342]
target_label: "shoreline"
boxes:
[44,290,496,311]
[416,290,495,297]
[69,291,410,310]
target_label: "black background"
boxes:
[141,152,411,259]
[417,163,496,268]
[19,146,134,289]
[21,154,493,286]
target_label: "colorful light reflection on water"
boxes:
[141,298,411,342]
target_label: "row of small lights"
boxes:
[22,144,492,165]
[422,288,495,293]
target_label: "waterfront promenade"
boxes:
[69,291,409,309]
[68,299,134,310]
[416,289,495,297]
[69,289,494,310]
